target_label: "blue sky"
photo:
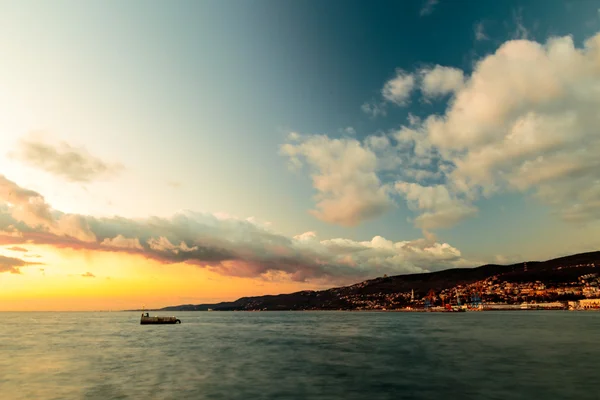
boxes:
[1,0,600,292]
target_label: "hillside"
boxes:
[155,251,600,311]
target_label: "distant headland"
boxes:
[132,251,600,312]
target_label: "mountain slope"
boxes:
[157,251,600,311]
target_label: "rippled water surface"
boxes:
[1,311,599,399]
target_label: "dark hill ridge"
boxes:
[154,251,600,311]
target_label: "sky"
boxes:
[1,0,600,310]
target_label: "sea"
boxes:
[1,311,599,400]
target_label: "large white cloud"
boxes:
[288,31,600,232]
[0,174,477,281]
[416,33,600,224]
[280,134,394,226]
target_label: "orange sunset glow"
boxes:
[3,3,600,400]
[0,243,323,311]
[2,0,600,314]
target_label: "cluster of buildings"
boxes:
[338,269,600,311]
[568,298,600,310]
[239,262,600,311]
[430,268,600,305]
[338,292,405,311]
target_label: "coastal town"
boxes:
[344,263,600,312]
[159,255,600,313]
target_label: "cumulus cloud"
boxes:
[286,30,600,232]
[419,65,465,98]
[101,234,143,250]
[420,0,439,16]
[395,183,478,231]
[375,65,463,108]
[418,33,600,223]
[382,69,415,106]
[10,134,124,182]
[0,175,476,283]
[280,134,394,226]
[0,226,23,238]
[0,174,55,228]
[0,175,97,241]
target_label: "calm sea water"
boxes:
[0,311,599,399]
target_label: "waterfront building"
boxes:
[578,299,600,309]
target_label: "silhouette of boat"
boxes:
[140,312,181,325]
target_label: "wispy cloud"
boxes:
[361,101,387,117]
[24,254,42,258]
[7,246,28,252]
[475,22,489,41]
[9,133,124,182]
[0,254,42,274]
[343,127,356,136]
[511,8,529,39]
[420,0,439,16]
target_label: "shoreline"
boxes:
[122,308,600,313]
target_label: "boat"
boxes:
[140,312,181,325]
